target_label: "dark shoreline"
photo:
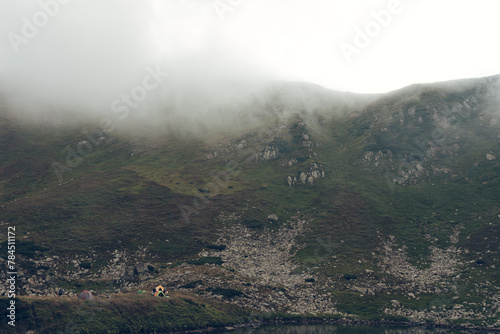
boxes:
[171,317,500,334]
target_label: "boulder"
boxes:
[268,214,279,222]
[121,266,136,280]
[300,172,307,183]
[134,263,149,274]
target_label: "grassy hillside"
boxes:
[0,292,251,334]
[0,76,499,331]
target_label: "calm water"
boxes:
[210,324,471,334]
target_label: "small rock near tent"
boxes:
[78,290,95,300]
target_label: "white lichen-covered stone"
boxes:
[267,214,279,221]
[299,172,307,183]
[256,146,279,161]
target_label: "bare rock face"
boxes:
[134,263,149,274]
[255,146,279,161]
[120,262,155,281]
[486,152,496,160]
[267,214,279,222]
[301,133,312,147]
[287,163,325,186]
[354,93,497,187]
[283,157,297,166]
[121,266,136,281]
[299,172,307,183]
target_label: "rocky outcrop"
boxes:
[208,219,338,314]
[354,92,498,186]
[148,217,338,315]
[267,214,279,222]
[300,133,313,147]
[486,152,496,160]
[0,246,156,297]
[287,163,325,186]
[255,146,279,161]
[283,157,297,166]
[377,232,463,292]
[121,263,156,281]
[357,147,458,186]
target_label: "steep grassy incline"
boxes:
[0,77,499,329]
[0,292,251,334]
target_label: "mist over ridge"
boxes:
[2,2,500,332]
[1,0,499,131]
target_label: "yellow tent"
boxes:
[153,285,168,297]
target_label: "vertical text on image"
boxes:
[6,226,17,327]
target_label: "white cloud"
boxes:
[0,0,498,117]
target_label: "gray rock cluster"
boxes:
[121,262,156,281]
[0,246,157,297]
[377,233,463,292]
[148,217,338,315]
[287,163,325,186]
[255,146,279,161]
[355,95,498,186]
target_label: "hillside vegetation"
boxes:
[1,75,499,332]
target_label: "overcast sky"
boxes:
[0,0,499,114]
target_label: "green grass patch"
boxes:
[186,257,223,266]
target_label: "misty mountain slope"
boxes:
[0,77,499,326]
